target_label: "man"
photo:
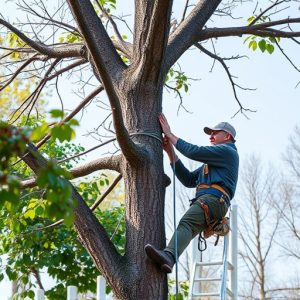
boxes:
[145,113,239,273]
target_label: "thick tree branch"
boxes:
[198,18,300,41]
[67,0,144,164]
[0,18,85,58]
[20,154,121,189]
[66,0,125,81]
[71,154,121,177]
[133,0,173,82]
[21,143,123,280]
[164,0,222,75]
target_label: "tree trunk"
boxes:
[82,79,169,299]
[120,81,168,299]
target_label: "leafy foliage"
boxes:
[5,32,28,59]
[165,67,190,93]
[168,280,189,300]
[36,160,75,226]
[0,114,125,298]
[58,32,82,44]
[98,0,117,13]
[244,16,280,54]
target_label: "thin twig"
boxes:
[195,43,256,117]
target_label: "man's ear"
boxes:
[225,133,231,141]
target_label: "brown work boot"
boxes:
[144,244,175,273]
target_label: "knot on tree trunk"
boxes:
[163,174,171,187]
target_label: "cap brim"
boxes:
[203,126,213,135]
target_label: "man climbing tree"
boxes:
[145,113,239,272]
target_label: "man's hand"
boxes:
[159,113,179,162]
[159,113,178,146]
[159,113,171,135]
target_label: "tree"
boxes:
[0,116,125,299]
[1,1,300,299]
[236,155,300,299]
[280,125,300,261]
[237,156,282,300]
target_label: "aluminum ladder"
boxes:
[188,204,238,300]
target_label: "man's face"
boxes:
[209,130,231,145]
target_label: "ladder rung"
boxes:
[194,277,221,282]
[192,288,233,298]
[196,261,223,266]
[192,292,220,297]
[195,260,234,270]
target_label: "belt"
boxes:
[196,184,230,200]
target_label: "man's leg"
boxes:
[164,201,206,258]
[145,194,228,273]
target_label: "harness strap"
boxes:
[196,183,230,200]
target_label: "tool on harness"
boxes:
[198,231,207,252]
[200,198,230,244]
[190,194,230,249]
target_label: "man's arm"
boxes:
[176,139,233,167]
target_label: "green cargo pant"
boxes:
[165,194,228,260]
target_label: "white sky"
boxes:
[1,0,300,298]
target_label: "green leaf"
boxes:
[27,290,35,299]
[266,43,275,54]
[31,122,49,142]
[184,83,189,93]
[35,205,44,216]
[24,209,35,220]
[68,119,79,126]
[243,35,252,44]
[51,124,75,142]
[258,39,266,52]
[249,40,257,51]
[247,16,255,24]
[50,109,64,119]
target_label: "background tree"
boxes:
[262,125,300,299]
[280,125,300,261]
[1,1,300,299]
[236,155,300,299]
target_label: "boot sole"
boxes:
[144,245,172,274]
[161,263,172,273]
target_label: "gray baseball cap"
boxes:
[204,122,236,141]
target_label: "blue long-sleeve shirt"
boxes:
[173,138,239,201]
